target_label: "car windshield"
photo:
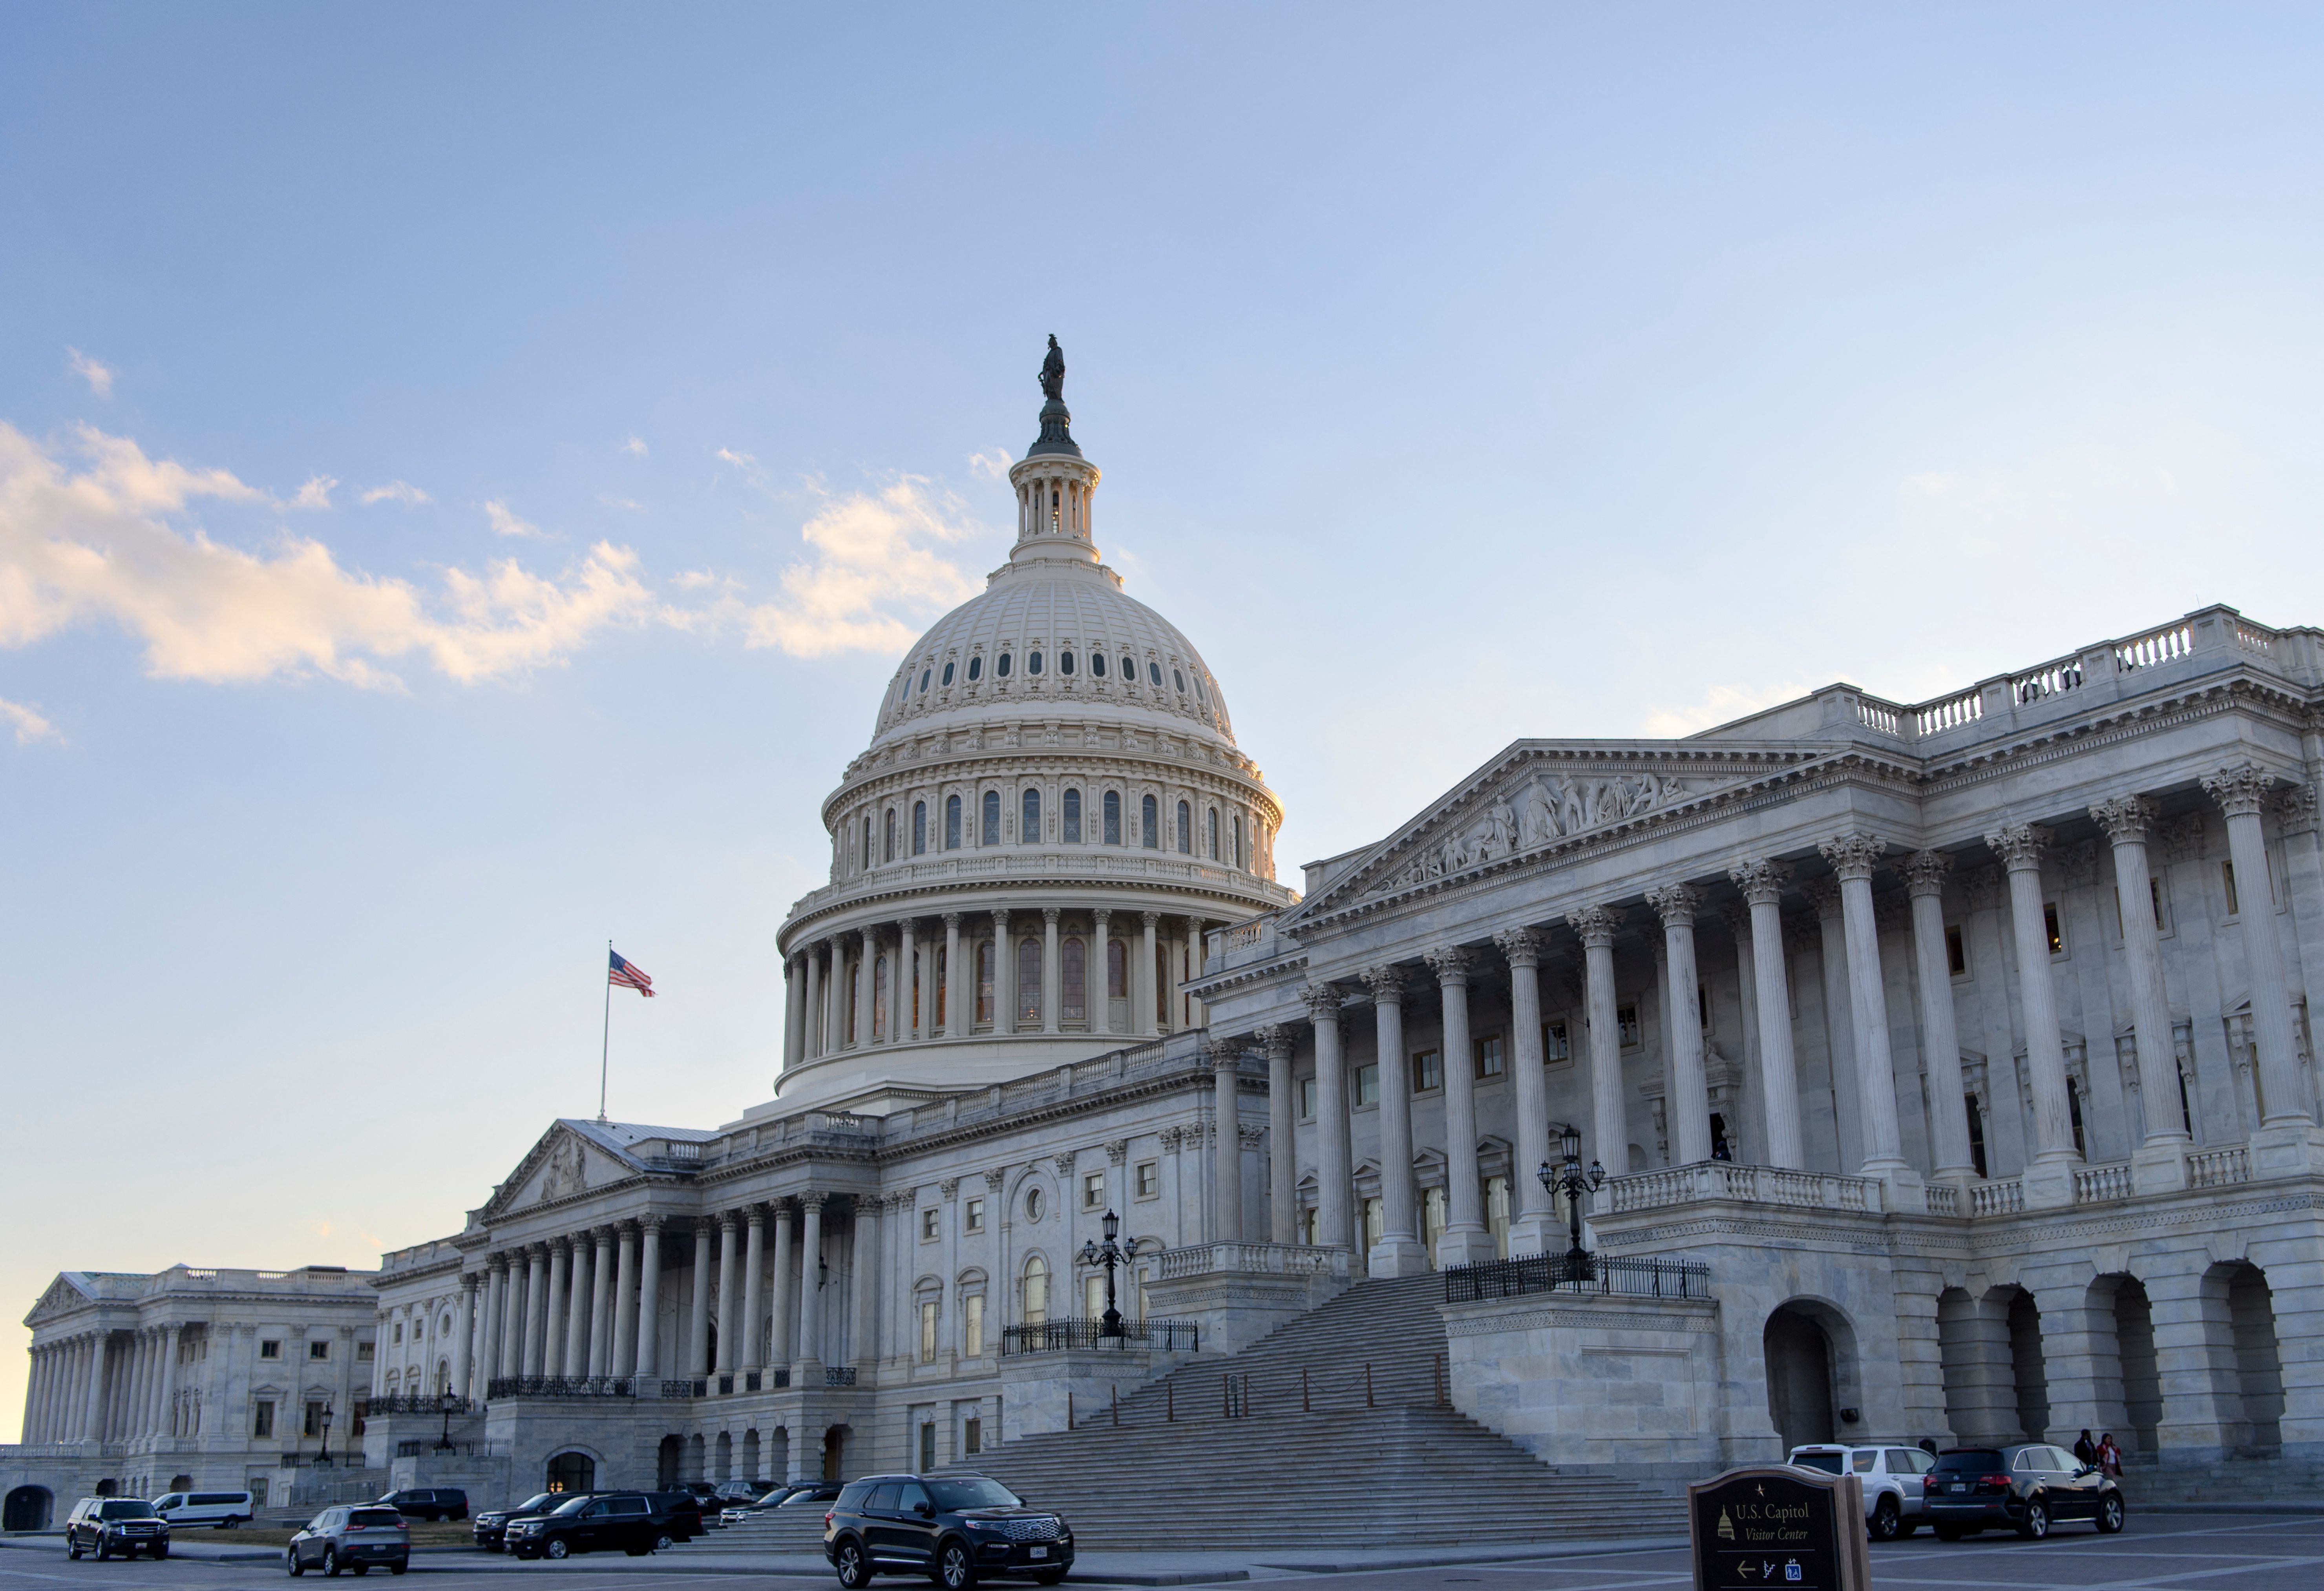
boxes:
[752,1489,792,1507]
[1934,1451,2002,1472]
[925,1479,1022,1512]
[348,1511,402,1529]
[99,1503,157,1520]
[1789,1452,1844,1474]
[550,1496,594,1516]
[512,1496,558,1514]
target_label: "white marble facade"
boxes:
[15,363,2324,1511]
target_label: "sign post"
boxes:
[1688,1466,1868,1591]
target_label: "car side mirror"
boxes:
[914,1502,934,1518]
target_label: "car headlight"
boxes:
[963,1520,996,1531]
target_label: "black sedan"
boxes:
[1924,1443,2125,1539]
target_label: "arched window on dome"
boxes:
[997,652,1012,678]
[946,794,962,850]
[967,655,982,682]
[982,791,1001,846]
[1121,655,1135,682]
[1148,662,1162,687]
[976,940,994,1025]
[1107,938,1127,1000]
[1017,937,1041,1024]
[1091,652,1106,678]
[1141,795,1158,850]
[1206,807,1218,861]
[1060,650,1075,676]
[883,808,896,863]
[913,801,927,856]
[1028,650,1043,676]
[1062,788,1081,843]
[920,668,931,693]
[1173,668,1187,693]
[862,815,873,870]
[1062,938,1086,1023]
[1233,813,1245,870]
[1022,1255,1049,1326]
[872,955,888,1040]
[1021,787,1041,844]
[1103,790,1121,845]
[1176,801,1192,854]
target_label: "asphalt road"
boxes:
[2,1512,2317,1591]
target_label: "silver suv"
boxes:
[1788,1443,1938,1539]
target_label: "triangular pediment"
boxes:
[1290,740,1832,922]
[26,1274,97,1327]
[482,1122,624,1219]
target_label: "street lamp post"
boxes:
[1076,1210,1129,1339]
[316,1401,335,1468]
[1536,1122,1606,1282]
[435,1390,459,1452]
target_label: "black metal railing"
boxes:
[660,1378,708,1398]
[1442,1252,1711,1304]
[1000,1317,1200,1356]
[825,1366,858,1387]
[486,1376,637,1400]
[365,1394,473,1416]
[395,1439,482,1458]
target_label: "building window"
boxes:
[1060,650,1075,676]
[1299,1076,1317,1120]
[1617,1003,1642,1049]
[1021,787,1041,843]
[1028,650,1043,676]
[1122,655,1136,682]
[1017,937,1041,1022]
[1083,1171,1106,1210]
[1233,814,1245,869]
[964,1294,985,1358]
[2222,861,2240,916]
[1063,788,1082,842]
[308,1340,330,1361]
[1355,1062,1380,1107]
[1134,1161,1158,1199]
[946,794,962,850]
[1141,794,1158,848]
[942,660,956,686]
[919,1423,937,1471]
[356,1341,373,1362]
[1025,1186,1046,1223]
[1022,1256,1049,1324]
[1474,1034,1504,1080]
[1485,1175,1511,1259]
[1414,1049,1443,1092]
[997,651,1012,678]
[1084,1274,1107,1319]
[1206,807,1219,860]
[919,668,931,693]
[883,808,896,862]
[1107,938,1127,999]
[2044,902,2066,956]
[1062,938,1086,1022]
[1966,1096,1987,1178]
[259,1340,281,1360]
[1297,1206,1319,1246]
[1176,801,1191,854]
[252,1401,274,1439]
[913,801,927,856]
[862,815,872,868]
[1946,925,1968,977]
[921,1207,940,1241]
[919,1301,939,1364]
[1363,1196,1385,1249]
[303,1401,326,1438]
[2066,1078,2087,1156]
[1173,668,1187,693]
[982,790,1001,845]
[976,940,994,1024]
[964,1197,984,1233]
[1104,790,1122,845]
[1091,652,1107,678]
[392,1324,402,1345]
[1148,662,1162,686]
[1544,1020,1570,1062]
[963,1416,983,1455]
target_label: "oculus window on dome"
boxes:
[1174,668,1187,693]
[919,669,930,693]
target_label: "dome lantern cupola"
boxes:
[1008,335,1101,567]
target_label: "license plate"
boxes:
[1949,1484,1966,1493]
[1030,1547,1047,1560]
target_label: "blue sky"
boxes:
[9,4,2324,1420]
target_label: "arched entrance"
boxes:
[821,1425,848,1481]
[656,1435,682,1490]
[1764,1307,1836,1451]
[545,1451,596,1494]
[4,1487,53,1531]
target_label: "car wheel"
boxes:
[937,1539,977,1590]
[2097,1494,2126,1534]
[389,1565,407,1576]
[2018,1498,2050,1540]
[287,1550,303,1577]
[1033,1573,1068,1588]
[323,1548,340,1577]
[653,1533,674,1552]
[95,1541,110,1562]
[833,1539,872,1591]
[1930,1526,1960,1542]
[352,1564,369,1576]
[1869,1496,1902,1541]
[544,1539,569,1562]
[68,1544,82,1561]
[154,1548,169,1561]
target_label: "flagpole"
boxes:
[599,938,612,1124]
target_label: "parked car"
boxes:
[644,1491,705,1543]
[1787,1443,1937,1539]
[504,1492,663,1560]
[373,1488,468,1522]
[710,1480,765,1506]
[1922,1443,2126,1540]
[66,1498,170,1560]
[723,1482,841,1525]
[824,1473,1072,1590]
[285,1505,409,1576]
[152,1489,256,1529]
[473,1493,581,1553]
[672,1482,725,1527]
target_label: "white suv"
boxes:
[1788,1444,1939,1539]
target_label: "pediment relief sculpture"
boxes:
[1362,767,1697,898]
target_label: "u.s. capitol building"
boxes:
[9,350,2322,1532]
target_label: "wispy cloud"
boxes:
[967,447,1013,482]
[360,480,431,507]
[291,474,338,510]
[671,569,734,592]
[0,696,59,744]
[66,348,114,400]
[0,423,661,690]
[727,476,989,657]
[484,499,546,538]
[621,436,648,457]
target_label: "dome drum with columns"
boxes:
[767,342,1296,1116]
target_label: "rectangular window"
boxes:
[1945,924,1968,977]
[1134,1160,1158,1199]
[964,1197,984,1234]
[303,1401,325,1438]
[921,1207,940,1241]
[356,1341,373,1363]
[392,1324,402,1345]
[913,801,926,855]
[1363,1196,1384,1249]
[1698,981,1711,1031]
[1544,1020,1569,1062]
[1297,1206,1319,1246]
[1413,1048,1442,1092]
[920,1300,939,1364]
[1142,794,1158,849]
[1085,1274,1106,1319]
[2066,1077,2087,1156]
[1616,1003,1642,1049]
[2044,901,2065,956]
[982,790,1001,846]
[1355,1062,1380,1107]
[1485,1174,1511,1259]
[963,1416,982,1456]
[2222,861,2240,915]
[2150,876,2167,929]
[919,1423,936,1472]
[1422,1187,1447,1254]
[946,794,962,850]
[259,1340,281,1361]
[1474,1033,1504,1080]
[1966,1094,1988,1178]
[252,1400,274,1439]
[1298,1076,1317,1120]
[1083,1171,1107,1210]
[964,1294,985,1359]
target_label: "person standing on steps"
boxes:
[2074,1430,2097,1467]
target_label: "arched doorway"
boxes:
[2006,1290,2049,1441]
[656,1435,682,1490]
[821,1425,848,1481]
[2218,1262,2285,1452]
[545,1451,596,1494]
[1764,1306,1836,1452]
[4,1487,53,1532]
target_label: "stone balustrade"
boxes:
[1597,1162,1884,1216]
[1157,1241,1349,1281]
[2188,1146,2253,1188]
[2073,1162,2136,1204]
[1970,1179,2025,1216]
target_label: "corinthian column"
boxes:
[856,927,878,1046]
[562,1235,592,1379]
[453,1275,477,1400]
[1259,1024,1296,1244]
[1986,822,2079,1204]
[1568,905,1628,1175]
[521,1245,549,1378]
[1359,964,1427,1276]
[714,1213,739,1376]
[740,1207,765,1376]
[1302,983,1354,1252]
[1139,912,1161,1037]
[1820,832,1913,1183]
[795,1194,827,1371]
[686,1220,714,1378]
[2086,797,2189,1191]
[610,1224,638,1379]
[1092,909,1114,1036]
[634,1217,663,1379]
[943,912,965,1038]
[1208,1037,1244,1243]
[1042,907,1062,1033]
[802,945,823,1059]
[1496,928,1557,1254]
[992,909,1015,1035]
[2203,764,2321,1157]
[1902,851,1975,1184]
[1426,946,1497,1264]
[1644,885,1713,1166]
[1730,861,1805,1169]
[784,953,806,1073]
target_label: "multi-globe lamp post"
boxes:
[1536,1122,1606,1281]
[1076,1209,1129,1339]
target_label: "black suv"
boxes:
[474,1493,583,1552]
[1924,1443,2126,1540]
[66,1498,170,1560]
[824,1474,1072,1589]
[374,1489,467,1523]
[504,1492,668,1560]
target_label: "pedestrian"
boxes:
[2098,1434,2122,1476]
[2074,1429,2097,1467]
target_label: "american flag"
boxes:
[609,950,656,998]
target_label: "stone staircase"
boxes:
[956,1275,1685,1550]
[705,1507,833,1553]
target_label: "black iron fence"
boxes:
[486,1376,637,1400]
[365,1394,473,1417]
[1442,1252,1711,1304]
[660,1379,707,1398]
[825,1366,859,1387]
[1000,1317,1200,1356]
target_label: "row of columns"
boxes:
[784,910,1214,1067]
[22,1325,202,1447]
[1247,763,2308,1269]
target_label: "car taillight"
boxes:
[824,1512,835,1526]
[1984,1474,2012,1488]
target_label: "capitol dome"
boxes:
[762,342,1295,1117]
